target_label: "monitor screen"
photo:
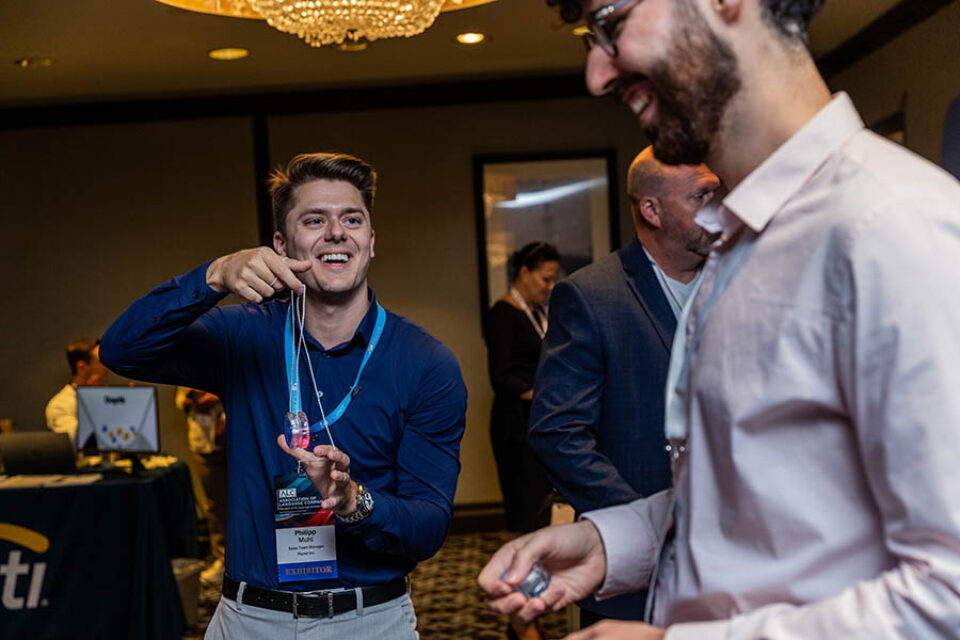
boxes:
[76,386,160,454]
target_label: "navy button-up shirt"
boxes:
[101,261,467,591]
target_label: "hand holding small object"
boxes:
[477,521,608,625]
[276,435,357,514]
[502,562,551,599]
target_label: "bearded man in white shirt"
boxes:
[479,0,960,638]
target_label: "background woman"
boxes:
[484,242,561,534]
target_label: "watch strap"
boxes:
[339,484,373,524]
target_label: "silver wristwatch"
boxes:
[339,484,373,524]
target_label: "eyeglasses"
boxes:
[583,0,641,58]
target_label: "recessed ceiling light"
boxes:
[208,47,250,61]
[572,25,591,37]
[456,32,485,45]
[13,57,55,68]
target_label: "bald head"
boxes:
[627,147,721,276]
[628,146,718,204]
[628,146,720,226]
[628,147,668,204]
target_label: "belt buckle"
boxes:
[292,590,335,619]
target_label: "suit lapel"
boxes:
[619,238,677,352]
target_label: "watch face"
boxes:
[341,486,373,523]
[358,489,373,513]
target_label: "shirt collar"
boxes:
[722,92,865,234]
[695,199,739,237]
[304,287,379,353]
[353,287,377,346]
[347,288,378,350]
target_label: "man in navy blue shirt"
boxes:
[100,152,467,639]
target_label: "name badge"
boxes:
[274,472,337,582]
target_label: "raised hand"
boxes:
[206,246,312,303]
[275,435,358,514]
[477,521,608,625]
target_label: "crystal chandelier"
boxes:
[251,0,442,46]
[156,0,497,47]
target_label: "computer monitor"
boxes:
[76,386,160,454]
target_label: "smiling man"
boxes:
[480,0,960,638]
[101,152,467,639]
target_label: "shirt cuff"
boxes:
[582,501,660,599]
[175,259,223,307]
[664,619,729,640]
[337,487,389,538]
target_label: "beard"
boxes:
[686,232,714,258]
[643,0,741,166]
[662,213,713,260]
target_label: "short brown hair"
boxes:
[66,338,100,376]
[269,152,377,235]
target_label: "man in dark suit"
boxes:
[527,147,719,626]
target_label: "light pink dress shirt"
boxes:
[586,93,960,638]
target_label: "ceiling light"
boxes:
[13,57,55,68]
[156,0,499,46]
[207,47,250,61]
[456,32,485,45]
[250,0,446,46]
[494,178,606,209]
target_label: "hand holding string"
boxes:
[206,246,311,302]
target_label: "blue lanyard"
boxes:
[284,301,386,431]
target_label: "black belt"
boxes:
[222,575,407,618]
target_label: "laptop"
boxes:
[0,432,77,475]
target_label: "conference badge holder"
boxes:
[274,472,338,583]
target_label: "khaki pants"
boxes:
[205,591,418,640]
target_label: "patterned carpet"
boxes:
[182,531,571,639]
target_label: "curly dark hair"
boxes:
[547,0,825,44]
[760,0,825,44]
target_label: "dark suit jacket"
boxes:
[528,237,675,619]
